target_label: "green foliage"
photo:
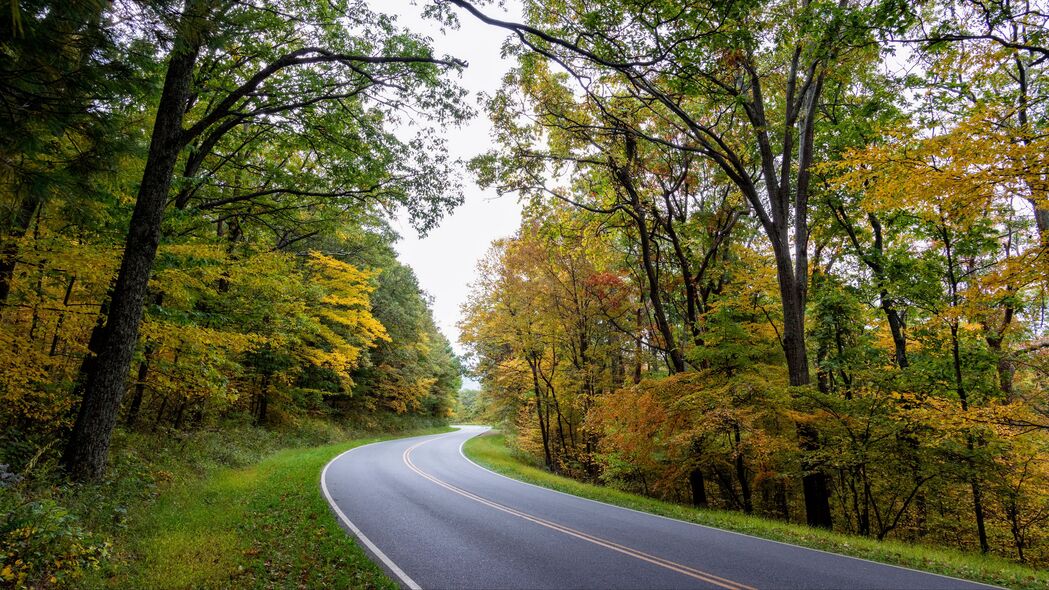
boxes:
[98,425,451,589]
[0,499,109,588]
[0,0,467,474]
[456,389,484,421]
[0,416,447,589]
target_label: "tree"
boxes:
[0,0,135,305]
[62,0,468,480]
[447,0,902,527]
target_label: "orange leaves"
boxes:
[584,271,630,311]
[587,370,791,500]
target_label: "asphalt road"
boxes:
[321,426,997,590]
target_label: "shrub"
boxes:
[0,499,109,588]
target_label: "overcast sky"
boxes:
[372,1,524,383]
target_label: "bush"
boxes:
[0,500,109,588]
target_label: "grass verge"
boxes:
[92,426,452,589]
[463,431,1046,590]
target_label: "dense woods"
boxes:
[1,1,464,584]
[455,0,1049,567]
[2,0,1048,585]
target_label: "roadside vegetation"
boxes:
[98,422,451,589]
[2,415,445,588]
[464,432,1049,590]
[1,1,465,588]
[455,0,1048,571]
[2,0,1048,587]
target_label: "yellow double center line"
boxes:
[402,437,756,590]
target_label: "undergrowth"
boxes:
[1,413,447,588]
[464,431,1049,590]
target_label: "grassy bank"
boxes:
[95,426,451,589]
[463,432,1046,590]
[1,415,449,589]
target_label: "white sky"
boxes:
[373,1,524,380]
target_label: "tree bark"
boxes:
[546,379,568,459]
[779,246,832,528]
[152,395,169,432]
[61,0,208,481]
[942,225,990,553]
[733,423,753,514]
[689,467,708,508]
[0,190,40,306]
[868,212,909,368]
[125,344,153,428]
[1013,52,1049,242]
[528,355,554,470]
[614,134,685,373]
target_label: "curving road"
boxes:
[321,426,996,590]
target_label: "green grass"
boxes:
[463,432,1047,590]
[92,426,453,589]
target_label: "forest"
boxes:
[455,0,1049,569]
[1,0,1047,586]
[1,1,465,585]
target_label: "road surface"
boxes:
[321,426,996,590]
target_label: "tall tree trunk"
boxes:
[528,356,554,470]
[633,305,643,384]
[943,224,990,554]
[984,231,1016,398]
[48,274,77,359]
[629,189,684,373]
[954,321,990,554]
[841,211,910,368]
[970,473,990,554]
[712,465,742,509]
[776,258,810,388]
[656,193,740,353]
[870,212,909,368]
[172,400,187,430]
[61,1,208,481]
[629,192,684,373]
[127,291,162,427]
[152,395,169,432]
[777,252,832,528]
[657,192,703,345]
[1006,500,1026,563]
[537,358,569,458]
[256,392,268,426]
[775,480,790,521]
[733,424,753,514]
[779,77,833,527]
[125,344,153,428]
[986,326,1016,399]
[1013,53,1049,242]
[882,295,909,368]
[255,373,271,426]
[689,467,708,508]
[614,132,685,373]
[0,190,40,306]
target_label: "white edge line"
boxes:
[457,427,1003,590]
[321,431,458,590]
